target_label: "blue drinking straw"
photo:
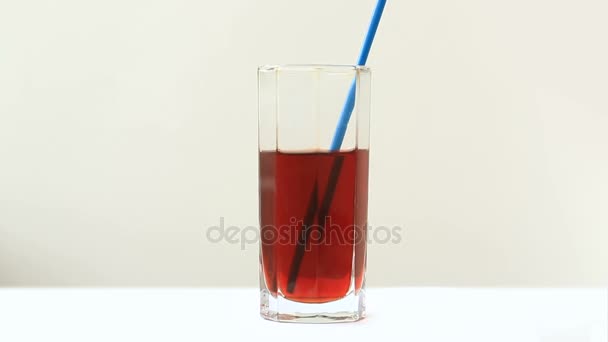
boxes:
[286,0,388,293]
[329,0,387,152]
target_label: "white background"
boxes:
[1,289,606,341]
[0,0,607,286]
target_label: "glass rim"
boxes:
[258,64,370,73]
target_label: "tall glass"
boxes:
[258,65,371,323]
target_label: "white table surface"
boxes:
[0,288,606,342]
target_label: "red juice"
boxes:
[259,149,369,303]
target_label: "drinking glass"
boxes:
[258,65,371,323]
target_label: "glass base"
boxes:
[260,289,366,323]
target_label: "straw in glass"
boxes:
[286,0,387,294]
